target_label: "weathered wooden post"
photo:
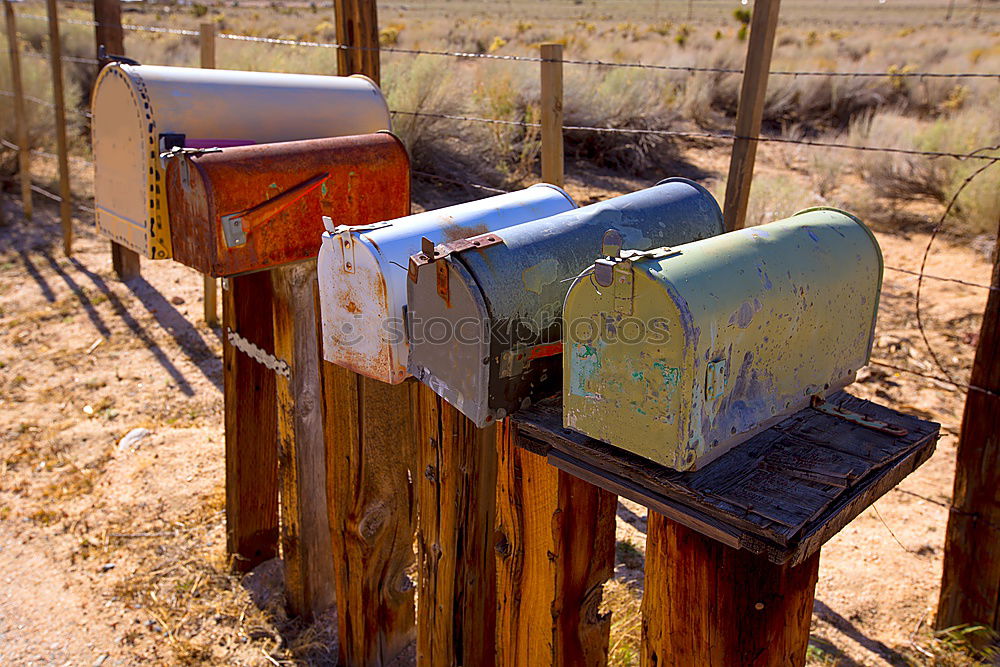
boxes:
[722,0,781,231]
[46,0,73,255]
[937,224,1000,632]
[495,421,617,666]
[4,0,32,219]
[540,42,564,188]
[199,22,218,327]
[642,516,820,665]
[93,0,140,278]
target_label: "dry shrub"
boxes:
[382,55,454,167]
[564,68,682,174]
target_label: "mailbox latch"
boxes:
[593,229,679,315]
[407,232,505,306]
[220,171,330,248]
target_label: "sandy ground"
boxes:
[0,156,994,666]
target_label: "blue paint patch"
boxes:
[808,230,819,243]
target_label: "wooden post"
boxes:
[937,226,1000,632]
[540,42,564,187]
[415,387,498,666]
[93,0,140,278]
[333,0,380,84]
[199,22,218,326]
[322,364,417,666]
[324,0,418,660]
[495,420,618,667]
[721,0,781,231]
[641,513,820,666]
[46,0,72,255]
[272,262,336,620]
[4,1,32,220]
[222,272,279,572]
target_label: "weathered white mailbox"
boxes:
[91,64,390,259]
[406,178,724,427]
[562,207,884,471]
[318,184,576,384]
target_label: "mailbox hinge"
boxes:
[226,327,291,379]
[407,232,505,306]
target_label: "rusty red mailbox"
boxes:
[165,132,410,277]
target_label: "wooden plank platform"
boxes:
[512,391,939,566]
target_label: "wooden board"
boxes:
[513,392,939,565]
[415,386,498,666]
[322,362,416,666]
[496,419,617,667]
[272,262,335,619]
[222,271,279,571]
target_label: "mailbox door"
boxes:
[165,133,410,277]
[320,184,576,384]
[92,63,391,259]
[563,207,883,471]
[408,177,725,427]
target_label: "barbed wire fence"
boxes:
[2,9,999,407]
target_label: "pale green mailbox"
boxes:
[562,207,883,471]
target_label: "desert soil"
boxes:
[0,150,994,665]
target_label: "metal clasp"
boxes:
[810,395,908,437]
[407,232,505,306]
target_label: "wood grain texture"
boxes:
[272,262,335,619]
[4,1,32,219]
[722,0,782,231]
[323,361,416,666]
[415,384,497,666]
[513,392,939,565]
[937,229,1000,632]
[198,22,218,326]
[94,0,140,277]
[334,0,380,84]
[47,0,72,255]
[222,271,279,571]
[496,419,617,667]
[642,513,820,667]
[540,42,564,188]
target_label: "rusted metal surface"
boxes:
[318,184,576,384]
[406,178,725,427]
[810,395,907,437]
[92,63,391,259]
[166,132,410,277]
[562,207,884,471]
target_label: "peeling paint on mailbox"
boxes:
[562,207,884,471]
[165,133,410,277]
[318,184,576,384]
[406,177,724,427]
[92,63,391,259]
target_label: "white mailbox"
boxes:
[318,184,577,384]
[91,64,391,259]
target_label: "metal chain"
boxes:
[225,327,290,379]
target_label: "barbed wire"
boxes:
[20,50,101,66]
[885,265,998,292]
[0,89,94,120]
[390,110,1000,161]
[15,13,1000,81]
[412,170,509,194]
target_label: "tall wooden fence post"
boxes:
[721,0,781,232]
[324,1,419,662]
[495,420,618,666]
[199,22,218,326]
[46,0,72,255]
[4,1,32,220]
[937,225,1000,632]
[334,0,379,85]
[540,42,563,187]
[415,387,498,666]
[641,513,820,666]
[272,262,336,619]
[93,0,140,279]
[222,273,279,572]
